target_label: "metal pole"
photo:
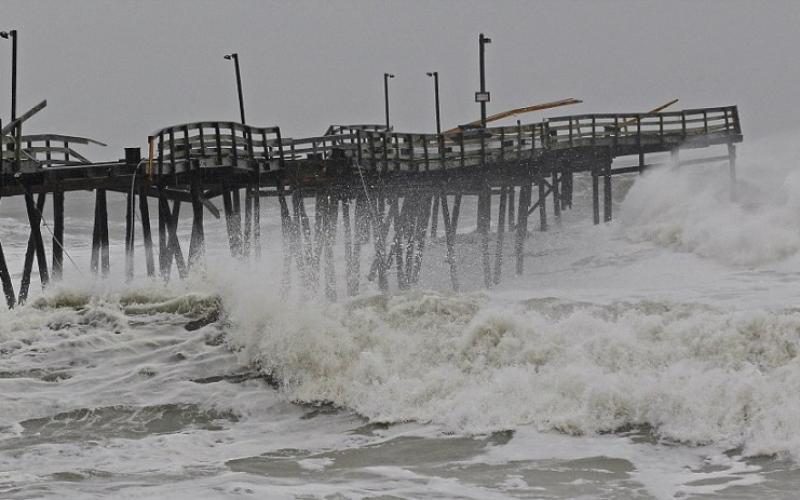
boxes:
[427,71,441,134]
[383,73,394,130]
[479,33,489,129]
[225,53,246,124]
[233,54,245,124]
[1,30,18,171]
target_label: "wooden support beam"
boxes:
[51,189,64,281]
[139,183,155,277]
[18,193,46,304]
[479,185,492,288]
[430,193,440,238]
[253,183,261,259]
[342,196,357,296]
[98,189,110,277]
[23,192,49,299]
[515,181,532,275]
[538,172,547,231]
[323,190,337,301]
[243,184,253,258]
[125,184,135,281]
[604,156,612,222]
[551,161,561,223]
[188,171,205,269]
[493,185,507,285]
[728,142,737,202]
[0,237,14,309]
[277,181,293,293]
[410,194,433,285]
[222,184,242,258]
[158,187,168,278]
[161,198,187,280]
[592,163,600,225]
[91,190,101,275]
[440,191,461,292]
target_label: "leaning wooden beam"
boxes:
[439,191,461,292]
[341,196,357,296]
[23,192,50,299]
[603,155,612,222]
[0,237,14,309]
[479,185,492,287]
[592,163,600,225]
[125,185,136,281]
[515,181,532,275]
[18,193,46,304]
[276,181,293,292]
[493,185,508,285]
[98,189,110,277]
[138,183,155,277]
[323,190,337,302]
[52,189,64,281]
[188,171,205,269]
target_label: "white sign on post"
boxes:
[475,92,491,103]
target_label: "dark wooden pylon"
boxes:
[478,184,493,287]
[138,183,155,277]
[18,193,47,304]
[276,180,293,292]
[52,188,64,281]
[727,142,737,201]
[222,183,243,258]
[592,162,600,225]
[0,236,14,309]
[243,184,253,259]
[439,190,462,292]
[515,178,532,275]
[125,184,136,281]
[551,160,561,223]
[158,195,187,280]
[341,195,359,296]
[188,168,205,269]
[603,154,612,222]
[368,192,394,292]
[89,188,111,277]
[493,185,508,285]
[322,190,338,302]
[253,182,261,260]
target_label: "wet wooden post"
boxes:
[161,198,187,280]
[222,182,242,258]
[727,142,737,201]
[253,183,261,260]
[551,159,561,223]
[592,162,600,225]
[188,162,205,269]
[243,185,253,258]
[507,186,515,232]
[479,184,492,287]
[52,188,64,281]
[18,193,47,304]
[515,179,532,275]
[91,191,101,275]
[538,169,547,231]
[342,195,357,296]
[603,154,612,222]
[98,189,110,277]
[0,237,14,309]
[440,191,461,292]
[138,184,155,277]
[157,187,168,278]
[276,180,293,292]
[323,190,337,301]
[125,187,136,282]
[493,185,508,284]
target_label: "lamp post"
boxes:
[1,29,18,171]
[224,53,246,124]
[426,71,441,135]
[383,73,394,130]
[478,33,491,128]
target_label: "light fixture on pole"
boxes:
[224,53,246,124]
[383,73,395,130]
[426,71,441,135]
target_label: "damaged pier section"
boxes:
[0,106,742,305]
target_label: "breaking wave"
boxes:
[223,290,800,459]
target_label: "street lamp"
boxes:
[426,71,441,135]
[223,53,246,124]
[1,29,18,171]
[478,33,491,129]
[383,73,394,130]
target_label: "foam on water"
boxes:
[3,133,800,498]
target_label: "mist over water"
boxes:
[3,136,800,498]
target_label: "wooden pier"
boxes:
[0,105,743,306]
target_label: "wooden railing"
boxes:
[150,121,285,175]
[148,105,741,177]
[1,133,106,172]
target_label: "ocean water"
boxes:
[3,135,800,499]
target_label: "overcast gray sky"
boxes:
[2,0,798,161]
